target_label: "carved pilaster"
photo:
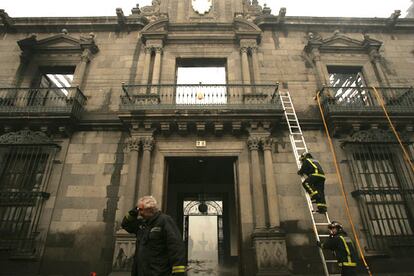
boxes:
[138,135,154,197]
[247,135,266,229]
[150,45,163,91]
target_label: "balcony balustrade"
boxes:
[319,86,414,115]
[0,87,86,120]
[120,83,281,111]
[318,86,414,134]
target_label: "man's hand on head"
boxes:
[128,207,139,218]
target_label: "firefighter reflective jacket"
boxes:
[122,211,187,276]
[298,158,325,178]
[322,232,358,267]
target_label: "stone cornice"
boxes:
[0,16,148,33]
[255,16,414,32]
[1,15,414,33]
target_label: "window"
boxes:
[328,66,373,106]
[175,59,227,105]
[0,146,56,257]
[345,143,414,252]
[28,67,74,106]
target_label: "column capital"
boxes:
[310,48,321,62]
[240,47,249,54]
[141,136,154,151]
[80,48,92,62]
[261,137,273,151]
[247,136,261,151]
[153,46,163,53]
[144,46,153,54]
[368,48,381,62]
[126,137,141,152]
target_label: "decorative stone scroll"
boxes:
[343,129,410,144]
[0,130,56,145]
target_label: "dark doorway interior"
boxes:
[165,157,239,275]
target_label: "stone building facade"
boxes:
[0,0,414,275]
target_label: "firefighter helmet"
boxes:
[328,221,343,231]
[299,152,312,161]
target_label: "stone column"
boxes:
[247,136,266,229]
[250,136,290,276]
[251,46,261,84]
[72,48,91,90]
[151,47,162,94]
[261,137,280,228]
[138,136,154,197]
[151,47,163,91]
[141,46,152,85]
[311,48,330,88]
[369,48,388,86]
[240,47,251,86]
[111,137,140,275]
[122,137,141,215]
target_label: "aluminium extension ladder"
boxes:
[279,90,339,276]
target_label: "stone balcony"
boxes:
[118,83,283,134]
[0,87,86,130]
[318,86,414,135]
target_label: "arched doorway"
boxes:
[183,200,224,275]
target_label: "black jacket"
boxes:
[322,232,358,267]
[298,158,325,178]
[122,211,186,276]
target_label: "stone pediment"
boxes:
[141,17,168,33]
[234,17,261,33]
[18,32,99,55]
[141,17,168,43]
[305,31,382,53]
[234,17,261,43]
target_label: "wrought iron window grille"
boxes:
[343,139,414,253]
[0,144,57,258]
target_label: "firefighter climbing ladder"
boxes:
[279,90,338,276]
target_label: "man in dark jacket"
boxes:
[122,195,187,276]
[317,221,358,276]
[297,152,327,213]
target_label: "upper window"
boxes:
[27,67,75,107]
[328,66,373,105]
[175,59,226,105]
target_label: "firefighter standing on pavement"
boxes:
[317,221,358,276]
[297,152,327,213]
[122,195,187,276]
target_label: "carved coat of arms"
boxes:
[192,0,212,15]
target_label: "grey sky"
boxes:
[1,0,411,18]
